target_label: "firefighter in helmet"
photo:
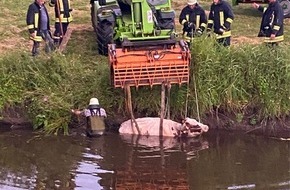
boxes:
[179,0,207,43]
[252,1,284,45]
[207,0,234,47]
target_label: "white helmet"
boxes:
[89,98,99,106]
[188,0,197,5]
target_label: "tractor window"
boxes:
[147,0,168,6]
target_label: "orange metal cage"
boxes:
[108,44,191,88]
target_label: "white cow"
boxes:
[119,117,209,137]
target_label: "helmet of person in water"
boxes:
[89,98,99,106]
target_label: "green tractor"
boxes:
[90,0,190,89]
[90,0,177,55]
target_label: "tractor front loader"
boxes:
[90,0,191,88]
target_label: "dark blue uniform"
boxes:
[179,4,207,41]
[49,0,73,45]
[26,1,54,56]
[257,1,284,44]
[207,0,234,46]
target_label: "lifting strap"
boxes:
[184,62,200,122]
[125,84,141,135]
[193,71,200,122]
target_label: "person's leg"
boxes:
[53,22,61,46]
[265,42,278,47]
[225,37,231,47]
[59,23,69,44]
[43,30,55,53]
[32,41,40,56]
[62,23,69,35]
[217,37,230,47]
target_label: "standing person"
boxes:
[49,0,73,46]
[252,1,284,45]
[26,0,55,56]
[207,0,234,47]
[179,0,207,43]
[72,98,107,137]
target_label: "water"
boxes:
[0,129,289,190]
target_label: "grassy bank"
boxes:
[0,0,289,134]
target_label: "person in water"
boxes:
[72,97,107,137]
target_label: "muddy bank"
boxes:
[1,105,289,138]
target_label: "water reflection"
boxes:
[113,134,209,189]
[74,152,113,190]
[0,130,289,189]
[119,134,209,161]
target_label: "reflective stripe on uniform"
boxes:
[273,25,280,30]
[28,24,34,29]
[226,18,233,24]
[264,35,284,43]
[34,13,39,28]
[196,15,200,29]
[216,30,231,39]
[181,19,187,25]
[30,35,42,42]
[219,11,224,26]
[56,16,72,23]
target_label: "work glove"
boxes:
[222,23,230,31]
[184,21,194,30]
[188,22,194,29]
[216,28,224,35]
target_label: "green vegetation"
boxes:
[190,37,290,119]
[0,0,289,134]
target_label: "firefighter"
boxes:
[72,98,107,137]
[207,0,234,47]
[49,0,73,46]
[179,0,207,43]
[26,0,55,56]
[252,1,284,45]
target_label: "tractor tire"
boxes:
[279,0,290,18]
[96,20,114,55]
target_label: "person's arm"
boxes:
[179,8,187,25]
[252,2,265,13]
[270,4,283,39]
[199,8,207,32]
[223,2,234,31]
[100,108,107,117]
[71,109,84,116]
[207,5,214,31]
[26,5,35,35]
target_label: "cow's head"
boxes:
[179,118,209,137]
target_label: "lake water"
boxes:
[0,129,289,190]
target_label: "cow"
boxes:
[119,117,209,137]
